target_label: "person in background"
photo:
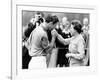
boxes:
[55,17,71,67]
[82,17,90,66]
[82,17,89,43]
[82,17,89,41]
[56,17,68,35]
[55,20,86,66]
[62,20,70,34]
[82,17,89,33]
[25,15,59,69]
[22,12,44,69]
[24,11,44,39]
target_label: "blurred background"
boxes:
[22,11,89,27]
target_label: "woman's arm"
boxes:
[66,52,85,60]
[57,33,71,45]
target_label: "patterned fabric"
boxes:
[69,34,86,66]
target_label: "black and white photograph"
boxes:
[11,3,97,80]
[22,11,90,69]
[1,0,100,80]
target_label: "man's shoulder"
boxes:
[33,26,46,37]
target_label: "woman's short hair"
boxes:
[71,20,83,34]
[45,14,59,25]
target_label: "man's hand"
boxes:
[51,29,58,38]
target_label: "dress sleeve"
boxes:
[57,34,71,45]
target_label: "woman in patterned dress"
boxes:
[56,20,86,66]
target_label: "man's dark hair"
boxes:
[45,14,59,25]
[71,20,83,34]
